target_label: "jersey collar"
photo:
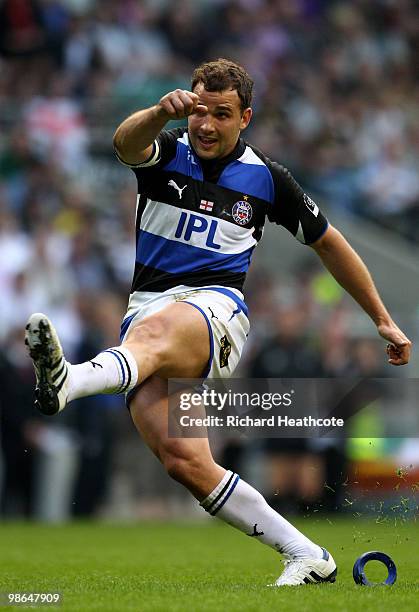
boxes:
[188,134,246,182]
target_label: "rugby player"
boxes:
[25,59,411,586]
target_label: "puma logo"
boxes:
[168,179,188,199]
[248,523,264,537]
[208,307,218,320]
[90,360,103,369]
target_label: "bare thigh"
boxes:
[123,302,210,383]
[129,375,225,500]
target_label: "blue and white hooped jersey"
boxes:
[116,128,328,295]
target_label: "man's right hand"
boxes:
[113,90,208,166]
[156,90,208,120]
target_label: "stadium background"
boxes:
[0,0,418,526]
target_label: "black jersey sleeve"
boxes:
[267,163,328,245]
[154,127,184,167]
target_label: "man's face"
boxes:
[188,83,252,160]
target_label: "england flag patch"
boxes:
[200,199,214,211]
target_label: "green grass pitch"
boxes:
[0,518,417,611]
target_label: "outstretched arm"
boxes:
[113,89,207,166]
[311,225,411,365]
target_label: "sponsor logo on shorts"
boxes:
[220,335,232,368]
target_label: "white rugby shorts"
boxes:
[119,285,250,379]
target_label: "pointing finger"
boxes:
[193,104,208,114]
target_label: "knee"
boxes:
[124,314,168,357]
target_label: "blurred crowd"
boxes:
[1,0,418,519]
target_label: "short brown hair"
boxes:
[191,58,253,113]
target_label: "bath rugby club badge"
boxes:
[232,196,252,226]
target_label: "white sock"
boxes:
[200,470,323,559]
[67,346,138,401]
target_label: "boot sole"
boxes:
[26,316,64,416]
